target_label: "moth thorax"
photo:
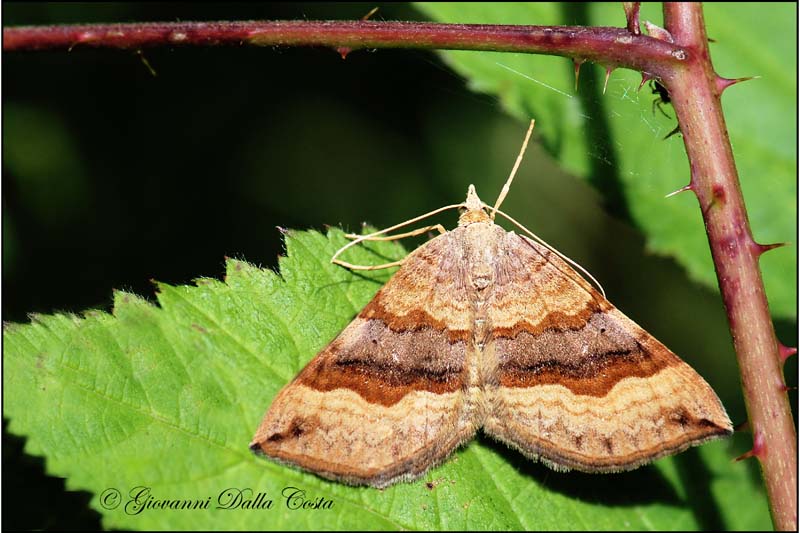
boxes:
[459,209,491,225]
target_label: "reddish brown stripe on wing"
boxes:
[361,298,471,343]
[295,317,468,406]
[355,230,473,343]
[492,307,599,338]
[494,310,679,396]
[496,341,674,396]
[297,356,464,407]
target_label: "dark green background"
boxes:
[3,3,796,529]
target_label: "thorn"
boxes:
[734,420,750,433]
[712,183,726,202]
[336,46,352,60]
[734,428,766,462]
[623,2,641,35]
[276,226,289,235]
[754,241,788,256]
[644,20,674,43]
[135,49,158,77]
[707,36,717,43]
[573,59,585,91]
[779,343,797,362]
[362,6,379,20]
[638,72,653,91]
[776,372,796,392]
[734,449,756,462]
[665,183,693,198]
[716,75,760,94]
[663,124,681,140]
[603,67,614,95]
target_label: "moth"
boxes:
[250,121,732,488]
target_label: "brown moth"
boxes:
[250,121,732,488]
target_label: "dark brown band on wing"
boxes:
[297,357,464,407]
[495,312,678,397]
[497,346,673,397]
[296,318,467,406]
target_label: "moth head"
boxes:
[458,185,491,226]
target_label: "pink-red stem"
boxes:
[662,5,796,530]
[3,20,680,74]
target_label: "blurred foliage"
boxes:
[2,2,796,530]
[417,2,797,319]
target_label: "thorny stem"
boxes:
[3,20,683,75]
[661,4,796,530]
[4,5,795,530]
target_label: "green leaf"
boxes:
[4,228,771,530]
[414,2,797,320]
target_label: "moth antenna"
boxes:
[491,119,536,220]
[489,205,607,297]
[331,203,465,268]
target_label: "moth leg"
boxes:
[332,257,406,271]
[344,224,446,241]
[334,224,447,271]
